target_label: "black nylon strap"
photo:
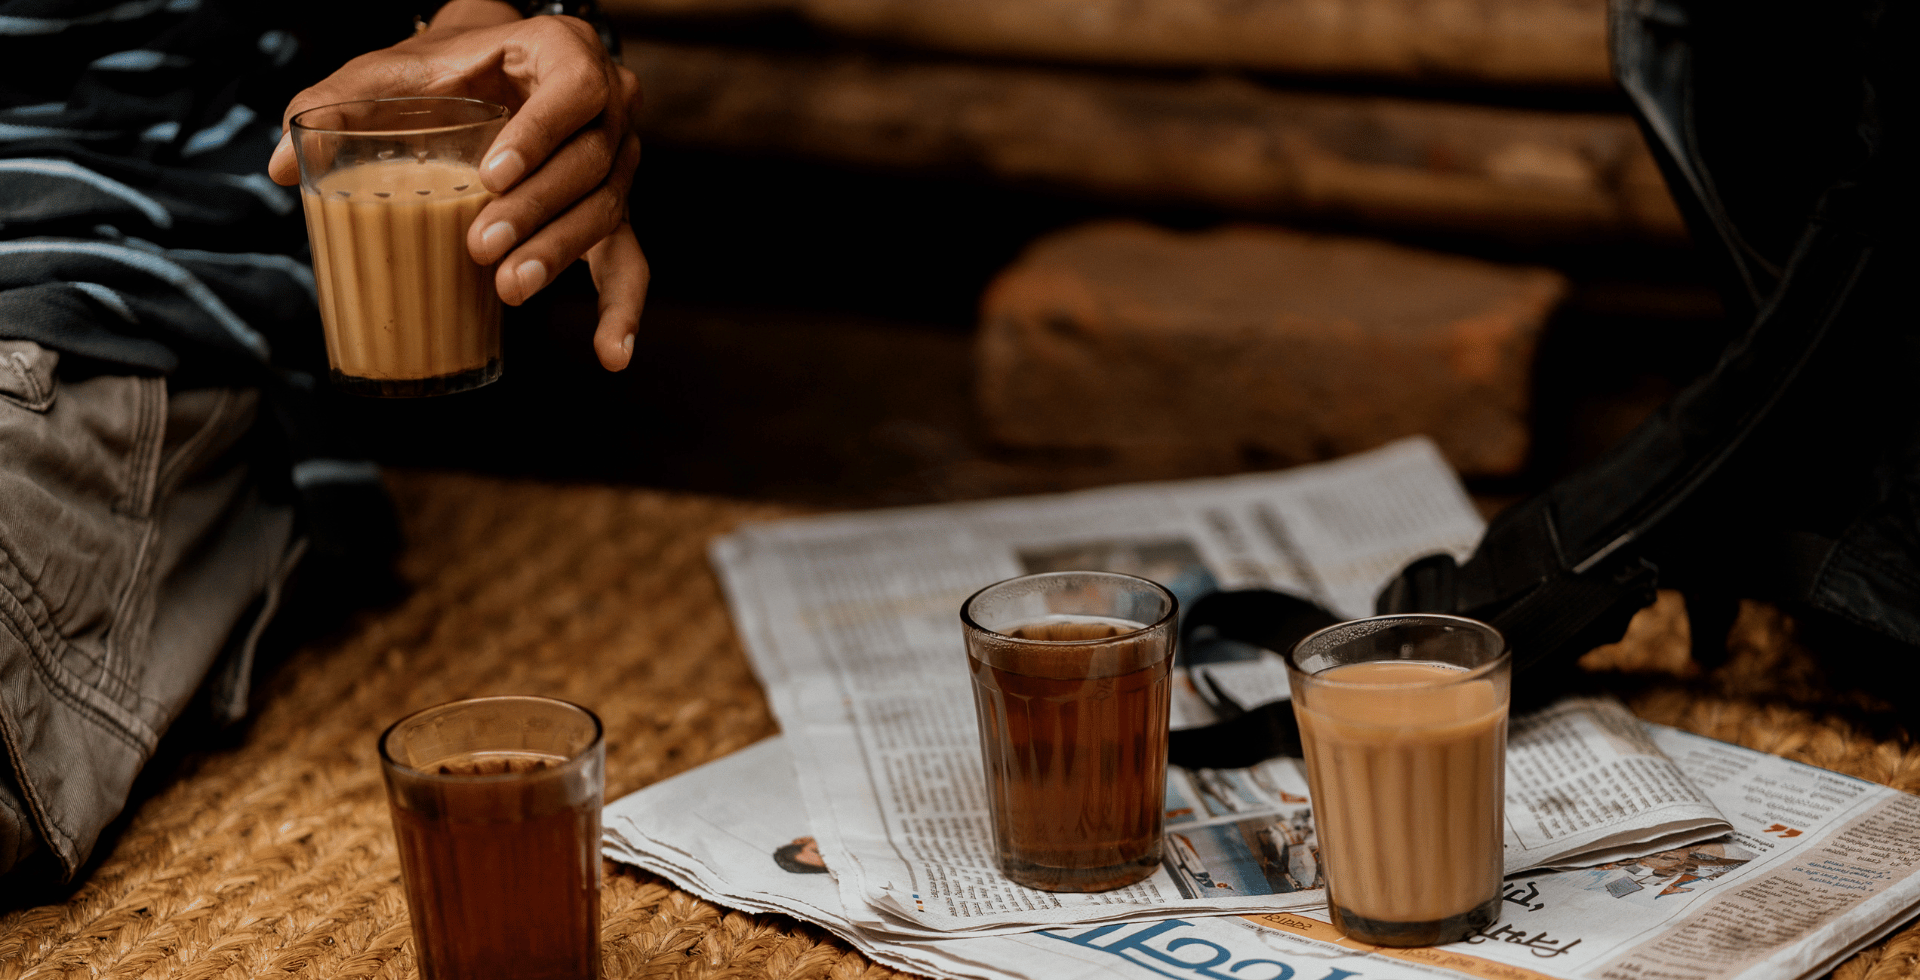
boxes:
[1165,590,1336,768]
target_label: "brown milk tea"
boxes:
[967,614,1171,891]
[303,158,499,388]
[387,750,601,980]
[1294,660,1506,939]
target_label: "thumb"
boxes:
[268,129,297,186]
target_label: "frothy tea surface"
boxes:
[428,750,565,777]
[1003,615,1139,641]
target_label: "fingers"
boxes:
[467,121,616,265]
[269,131,297,186]
[270,15,630,197]
[266,46,464,185]
[586,225,649,371]
[466,59,640,269]
[268,77,369,185]
[485,128,640,306]
[479,16,612,194]
[265,14,530,186]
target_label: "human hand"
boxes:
[269,1,647,371]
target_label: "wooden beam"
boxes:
[625,40,1684,243]
[603,0,1611,88]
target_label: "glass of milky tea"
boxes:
[291,97,510,397]
[1287,614,1510,947]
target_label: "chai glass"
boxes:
[292,97,509,397]
[960,571,1178,892]
[380,696,604,980]
[1287,614,1510,946]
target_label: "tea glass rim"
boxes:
[290,96,510,139]
[1287,613,1509,690]
[378,694,603,783]
[958,570,1179,644]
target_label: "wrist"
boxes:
[517,0,621,56]
[423,0,522,32]
[516,1,597,17]
[414,0,620,54]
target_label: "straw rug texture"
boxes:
[2,472,1918,980]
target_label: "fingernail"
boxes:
[621,333,635,357]
[481,221,517,253]
[516,259,548,296]
[483,149,526,189]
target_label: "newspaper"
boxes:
[1501,696,1730,872]
[603,736,1369,979]
[707,438,1728,935]
[603,730,1920,980]
[1179,679,1733,875]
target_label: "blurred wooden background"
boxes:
[326,0,1729,511]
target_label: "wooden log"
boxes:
[977,221,1569,477]
[624,40,1685,243]
[603,0,1611,88]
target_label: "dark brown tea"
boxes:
[967,615,1172,891]
[386,750,601,980]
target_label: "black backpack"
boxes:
[1172,0,1916,769]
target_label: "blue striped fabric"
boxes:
[0,0,413,375]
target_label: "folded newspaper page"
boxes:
[603,731,1920,980]
[708,438,1725,935]
[1502,696,1730,872]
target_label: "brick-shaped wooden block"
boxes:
[976,222,1567,477]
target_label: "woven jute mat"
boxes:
[2,472,1918,980]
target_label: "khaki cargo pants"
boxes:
[0,339,301,881]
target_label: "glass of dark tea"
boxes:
[960,571,1178,892]
[379,696,604,980]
